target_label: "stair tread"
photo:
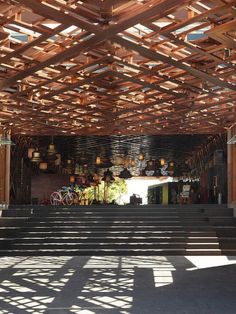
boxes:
[2,205,235,256]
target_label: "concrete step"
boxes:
[0,248,234,256]
[0,242,222,250]
[25,221,210,227]
[1,209,32,217]
[15,230,218,238]
[208,217,236,226]
[0,226,22,236]
[1,204,234,256]
[16,226,216,232]
[0,236,221,244]
[0,217,29,226]
[32,214,207,219]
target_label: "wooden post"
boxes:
[0,130,11,207]
[227,126,236,215]
[5,133,11,205]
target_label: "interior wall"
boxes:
[31,173,69,202]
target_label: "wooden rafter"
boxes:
[0,0,235,135]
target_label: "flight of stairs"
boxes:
[0,205,236,255]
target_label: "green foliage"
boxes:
[86,178,128,203]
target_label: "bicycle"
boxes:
[50,186,79,205]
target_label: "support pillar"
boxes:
[0,131,11,208]
[227,125,236,214]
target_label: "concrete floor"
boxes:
[0,256,236,314]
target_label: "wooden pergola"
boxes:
[0,0,235,136]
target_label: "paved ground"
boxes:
[0,256,236,314]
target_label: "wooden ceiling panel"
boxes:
[0,0,235,135]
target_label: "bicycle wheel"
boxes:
[50,191,62,205]
[64,192,78,205]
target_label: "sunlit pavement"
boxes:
[0,256,236,314]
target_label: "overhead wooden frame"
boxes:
[0,0,235,135]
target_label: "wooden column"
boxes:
[0,131,11,206]
[227,125,236,213]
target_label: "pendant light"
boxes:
[119,168,132,179]
[167,160,174,176]
[47,143,56,155]
[31,149,42,163]
[95,156,101,165]
[102,169,115,182]
[0,133,15,146]
[65,159,74,174]
[147,158,155,169]
[28,147,35,159]
[69,175,76,183]
[54,153,61,166]
[138,152,144,161]
[160,158,165,166]
[39,162,48,171]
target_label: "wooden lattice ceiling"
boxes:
[0,0,235,135]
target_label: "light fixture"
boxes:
[93,172,101,185]
[113,155,124,166]
[0,134,15,146]
[160,158,165,166]
[47,143,56,155]
[69,175,76,183]
[168,161,175,176]
[28,147,35,159]
[102,169,115,182]
[65,159,74,174]
[147,158,155,169]
[54,153,61,166]
[138,152,144,161]
[31,150,42,163]
[39,162,48,171]
[96,156,101,165]
[119,168,132,179]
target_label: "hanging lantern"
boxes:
[102,169,115,182]
[31,150,42,163]
[0,133,15,146]
[93,172,101,185]
[114,155,124,166]
[96,156,101,165]
[47,143,56,155]
[39,162,48,171]
[65,159,74,174]
[54,153,61,166]
[168,161,175,176]
[147,158,155,170]
[119,168,132,179]
[28,148,35,159]
[69,175,75,183]
[139,152,144,161]
[160,158,165,166]
[66,159,72,165]
[130,159,136,167]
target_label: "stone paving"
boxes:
[0,256,236,314]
